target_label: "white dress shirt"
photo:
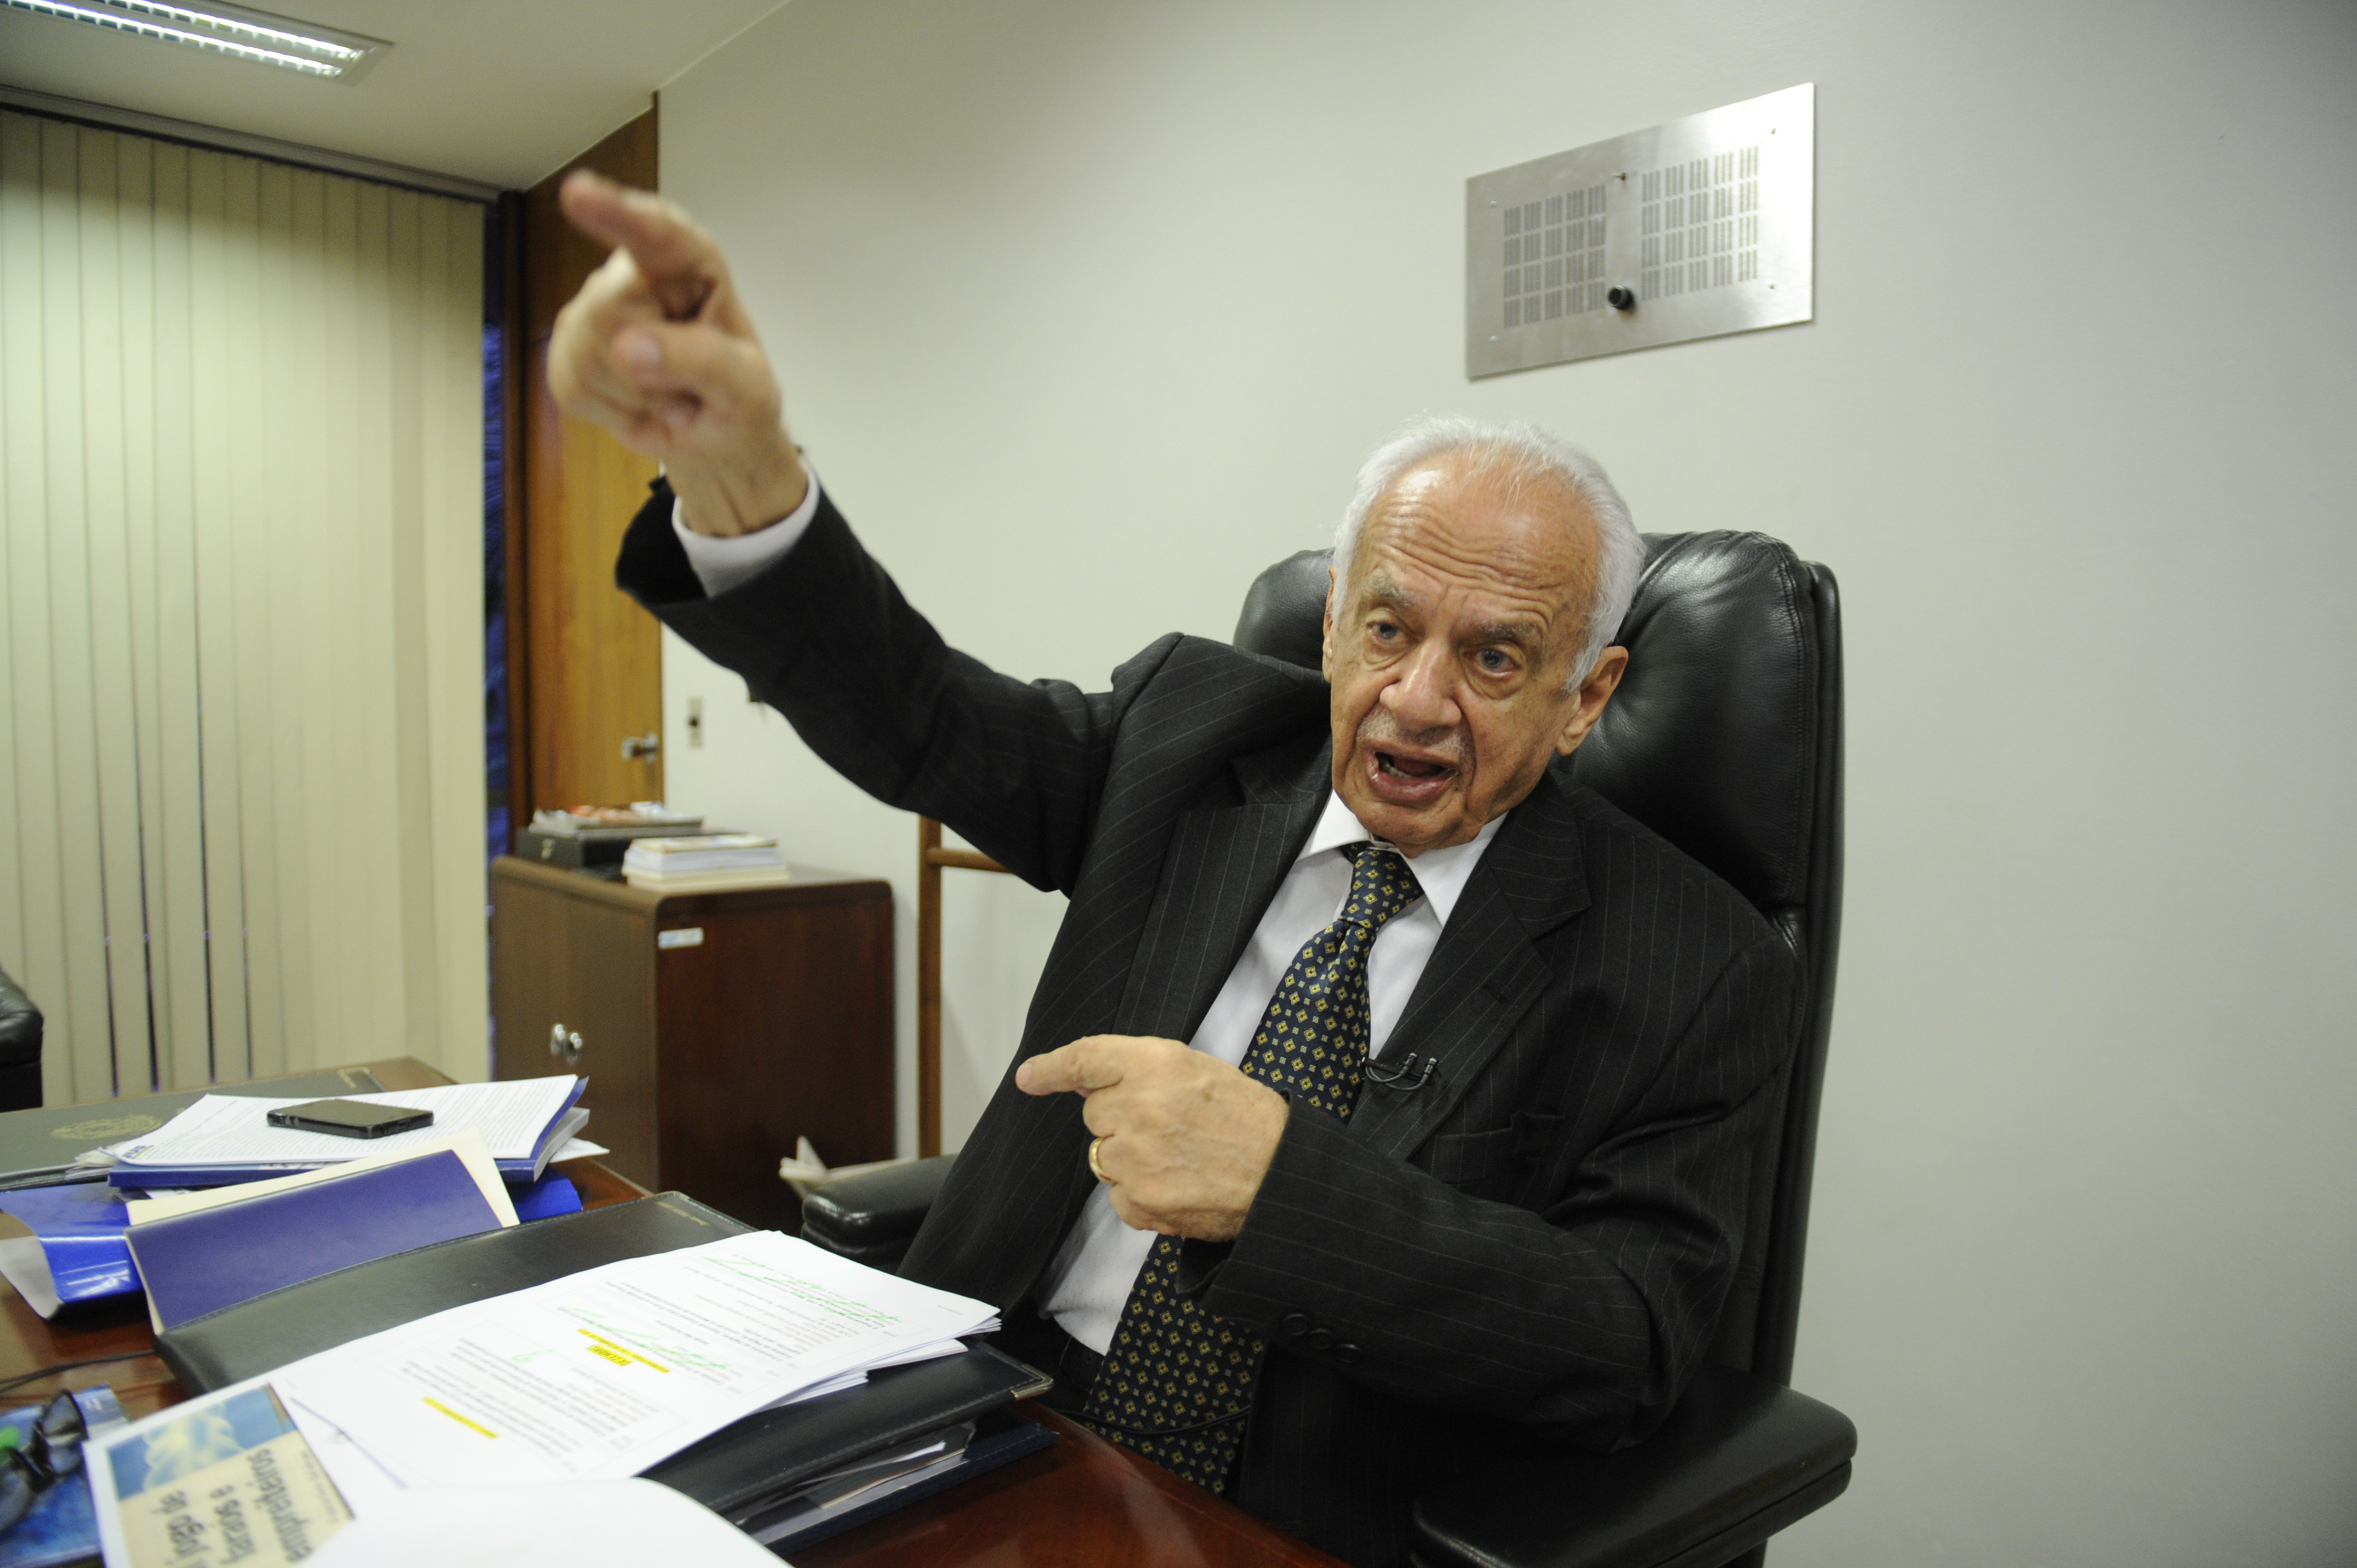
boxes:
[673,479,1505,1354]
[671,465,826,594]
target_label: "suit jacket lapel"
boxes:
[1349,770,1591,1158]
[1116,736,1330,1042]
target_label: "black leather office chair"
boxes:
[0,966,45,1112]
[805,532,1855,1567]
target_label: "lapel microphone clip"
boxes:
[1364,1053,1437,1092]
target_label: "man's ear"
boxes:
[1320,568,1337,683]
[1553,645,1629,756]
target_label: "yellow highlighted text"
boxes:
[423,1397,497,1439]
[580,1329,671,1372]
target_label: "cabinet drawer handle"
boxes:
[548,1023,585,1066]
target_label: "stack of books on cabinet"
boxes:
[622,834,792,894]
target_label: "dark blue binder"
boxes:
[125,1149,505,1329]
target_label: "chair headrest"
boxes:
[1572,533,1823,916]
[1232,548,1334,673]
[1233,533,1825,917]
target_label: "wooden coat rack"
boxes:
[915,817,1012,1157]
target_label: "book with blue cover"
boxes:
[125,1149,507,1331]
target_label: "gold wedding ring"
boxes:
[1088,1136,1113,1184]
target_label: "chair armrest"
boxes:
[799,1156,955,1272]
[1409,1365,1855,1568]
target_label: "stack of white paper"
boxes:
[270,1231,997,1487]
[306,1479,786,1567]
[97,1078,590,1188]
[622,833,792,893]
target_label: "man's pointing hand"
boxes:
[548,170,807,538]
[1018,1035,1290,1241]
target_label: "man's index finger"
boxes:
[1017,1037,1129,1096]
[558,171,718,321]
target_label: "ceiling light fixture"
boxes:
[3,0,389,80]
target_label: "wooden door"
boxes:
[517,107,664,813]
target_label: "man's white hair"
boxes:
[1331,416,1645,687]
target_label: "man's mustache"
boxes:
[1355,713,1465,768]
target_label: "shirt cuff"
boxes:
[671,463,824,597]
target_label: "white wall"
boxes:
[655,2,2357,1561]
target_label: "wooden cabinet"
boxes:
[490,857,893,1232]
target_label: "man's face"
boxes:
[1321,456,1628,857]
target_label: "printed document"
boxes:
[270,1232,996,1485]
[302,1478,783,1567]
[104,1079,580,1170]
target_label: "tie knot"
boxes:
[1342,842,1422,931]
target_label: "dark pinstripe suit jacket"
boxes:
[618,481,1799,1568]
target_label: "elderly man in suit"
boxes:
[549,171,1797,1568]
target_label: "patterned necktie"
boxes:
[1081,842,1424,1491]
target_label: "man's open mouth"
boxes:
[1364,745,1458,804]
[1377,750,1450,780]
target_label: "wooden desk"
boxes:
[804,1407,1347,1568]
[0,1060,1340,1568]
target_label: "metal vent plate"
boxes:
[1466,84,1813,378]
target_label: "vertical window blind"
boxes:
[1,110,487,1101]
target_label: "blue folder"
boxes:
[0,1167,582,1315]
[0,1182,138,1308]
[125,1148,506,1330]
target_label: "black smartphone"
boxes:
[265,1099,434,1139]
